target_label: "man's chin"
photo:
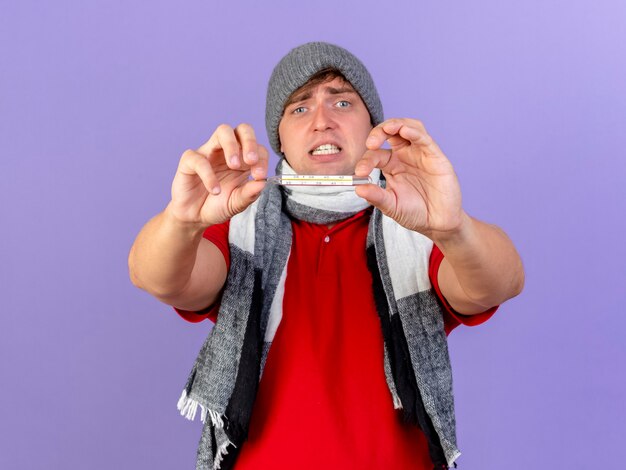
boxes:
[304,159,357,176]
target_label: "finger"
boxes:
[250,144,269,180]
[366,118,433,150]
[366,119,405,150]
[198,124,242,169]
[196,132,216,155]
[234,123,259,166]
[178,149,222,195]
[395,122,440,152]
[354,148,392,177]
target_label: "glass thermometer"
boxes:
[265,175,372,186]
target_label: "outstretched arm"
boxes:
[129,123,269,311]
[355,118,524,315]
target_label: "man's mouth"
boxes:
[310,144,341,156]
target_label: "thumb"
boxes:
[229,180,266,215]
[355,184,396,215]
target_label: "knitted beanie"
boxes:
[265,42,384,156]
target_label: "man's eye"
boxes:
[293,107,306,114]
[336,100,351,108]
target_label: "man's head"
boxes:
[265,42,384,175]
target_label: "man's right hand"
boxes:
[168,123,269,228]
[129,123,268,309]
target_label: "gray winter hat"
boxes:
[265,42,384,156]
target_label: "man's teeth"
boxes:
[311,144,340,155]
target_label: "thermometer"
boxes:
[265,175,372,186]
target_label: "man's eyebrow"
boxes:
[285,85,357,108]
[286,90,313,106]
[325,86,357,95]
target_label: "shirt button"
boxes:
[324,235,330,243]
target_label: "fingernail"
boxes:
[253,167,264,177]
[247,151,258,163]
[211,186,221,195]
[230,155,239,166]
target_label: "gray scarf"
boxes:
[177,161,460,470]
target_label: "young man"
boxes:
[129,42,524,470]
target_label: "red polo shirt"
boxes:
[177,209,495,469]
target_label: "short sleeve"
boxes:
[173,221,230,323]
[429,244,498,335]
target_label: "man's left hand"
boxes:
[355,118,468,240]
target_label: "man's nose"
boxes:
[312,104,335,131]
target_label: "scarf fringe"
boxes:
[447,449,461,469]
[213,440,233,470]
[178,389,237,470]
[392,391,403,410]
[177,389,225,428]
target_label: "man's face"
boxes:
[278,76,373,175]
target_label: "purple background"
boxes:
[2,1,625,468]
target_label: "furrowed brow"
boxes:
[325,86,357,95]
[285,90,312,107]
